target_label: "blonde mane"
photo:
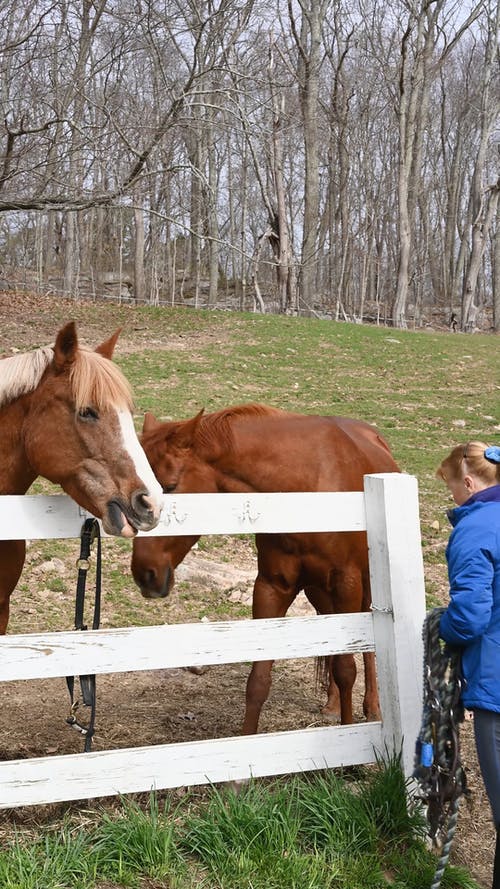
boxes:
[0,343,132,411]
[0,346,53,409]
[71,348,133,411]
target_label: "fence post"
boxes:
[364,472,426,776]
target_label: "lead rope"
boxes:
[413,607,468,889]
[65,517,102,752]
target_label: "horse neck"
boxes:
[0,397,38,494]
[207,421,288,493]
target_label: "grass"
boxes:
[0,760,480,888]
[16,304,500,615]
[113,308,499,523]
[111,305,499,611]
[3,302,499,886]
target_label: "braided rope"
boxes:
[413,607,467,889]
[430,797,461,889]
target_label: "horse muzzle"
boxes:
[136,565,174,599]
[128,488,162,531]
[105,490,161,538]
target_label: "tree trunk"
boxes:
[268,41,295,312]
[134,202,146,303]
[393,12,425,327]
[292,0,323,306]
[273,96,294,312]
[462,180,500,330]
[207,93,219,307]
[493,203,500,332]
[460,2,500,330]
[63,212,78,297]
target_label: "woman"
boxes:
[437,441,500,889]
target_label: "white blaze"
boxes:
[118,410,163,520]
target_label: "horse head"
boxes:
[21,321,163,537]
[131,410,215,598]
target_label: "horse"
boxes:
[131,403,400,733]
[0,320,163,634]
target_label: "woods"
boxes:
[0,0,498,328]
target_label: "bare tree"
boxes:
[288,0,328,306]
[493,202,500,331]
[460,1,500,330]
[0,0,497,324]
[391,0,484,327]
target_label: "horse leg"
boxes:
[330,653,357,724]
[304,585,342,722]
[301,585,340,722]
[243,659,274,735]
[321,661,341,722]
[362,652,381,721]
[0,540,26,634]
[361,567,381,720]
[323,651,380,724]
[322,653,380,723]
[242,573,296,735]
[323,562,365,725]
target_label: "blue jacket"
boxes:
[439,485,500,713]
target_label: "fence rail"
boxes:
[0,490,366,538]
[0,472,426,809]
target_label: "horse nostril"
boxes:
[131,489,153,516]
[143,569,157,588]
[138,567,171,600]
[137,568,160,598]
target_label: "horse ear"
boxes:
[176,409,204,448]
[142,411,160,433]
[95,328,122,358]
[53,321,78,370]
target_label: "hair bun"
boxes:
[484,446,500,464]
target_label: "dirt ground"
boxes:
[0,292,495,888]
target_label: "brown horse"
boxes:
[131,403,400,732]
[132,405,399,734]
[0,321,163,633]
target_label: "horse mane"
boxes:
[196,403,283,453]
[0,347,54,409]
[0,343,132,411]
[70,348,133,411]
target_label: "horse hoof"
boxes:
[320,707,341,724]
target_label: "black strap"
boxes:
[66,517,102,752]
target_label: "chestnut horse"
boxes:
[131,403,400,733]
[0,321,163,633]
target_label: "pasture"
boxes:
[0,291,498,887]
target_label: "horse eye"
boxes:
[78,407,99,421]
[163,483,177,493]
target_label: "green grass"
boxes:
[14,304,500,618]
[0,762,480,889]
[4,303,499,887]
[111,305,499,607]
[115,308,499,521]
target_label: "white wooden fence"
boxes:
[0,472,426,809]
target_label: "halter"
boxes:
[65,518,102,752]
[413,607,468,889]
